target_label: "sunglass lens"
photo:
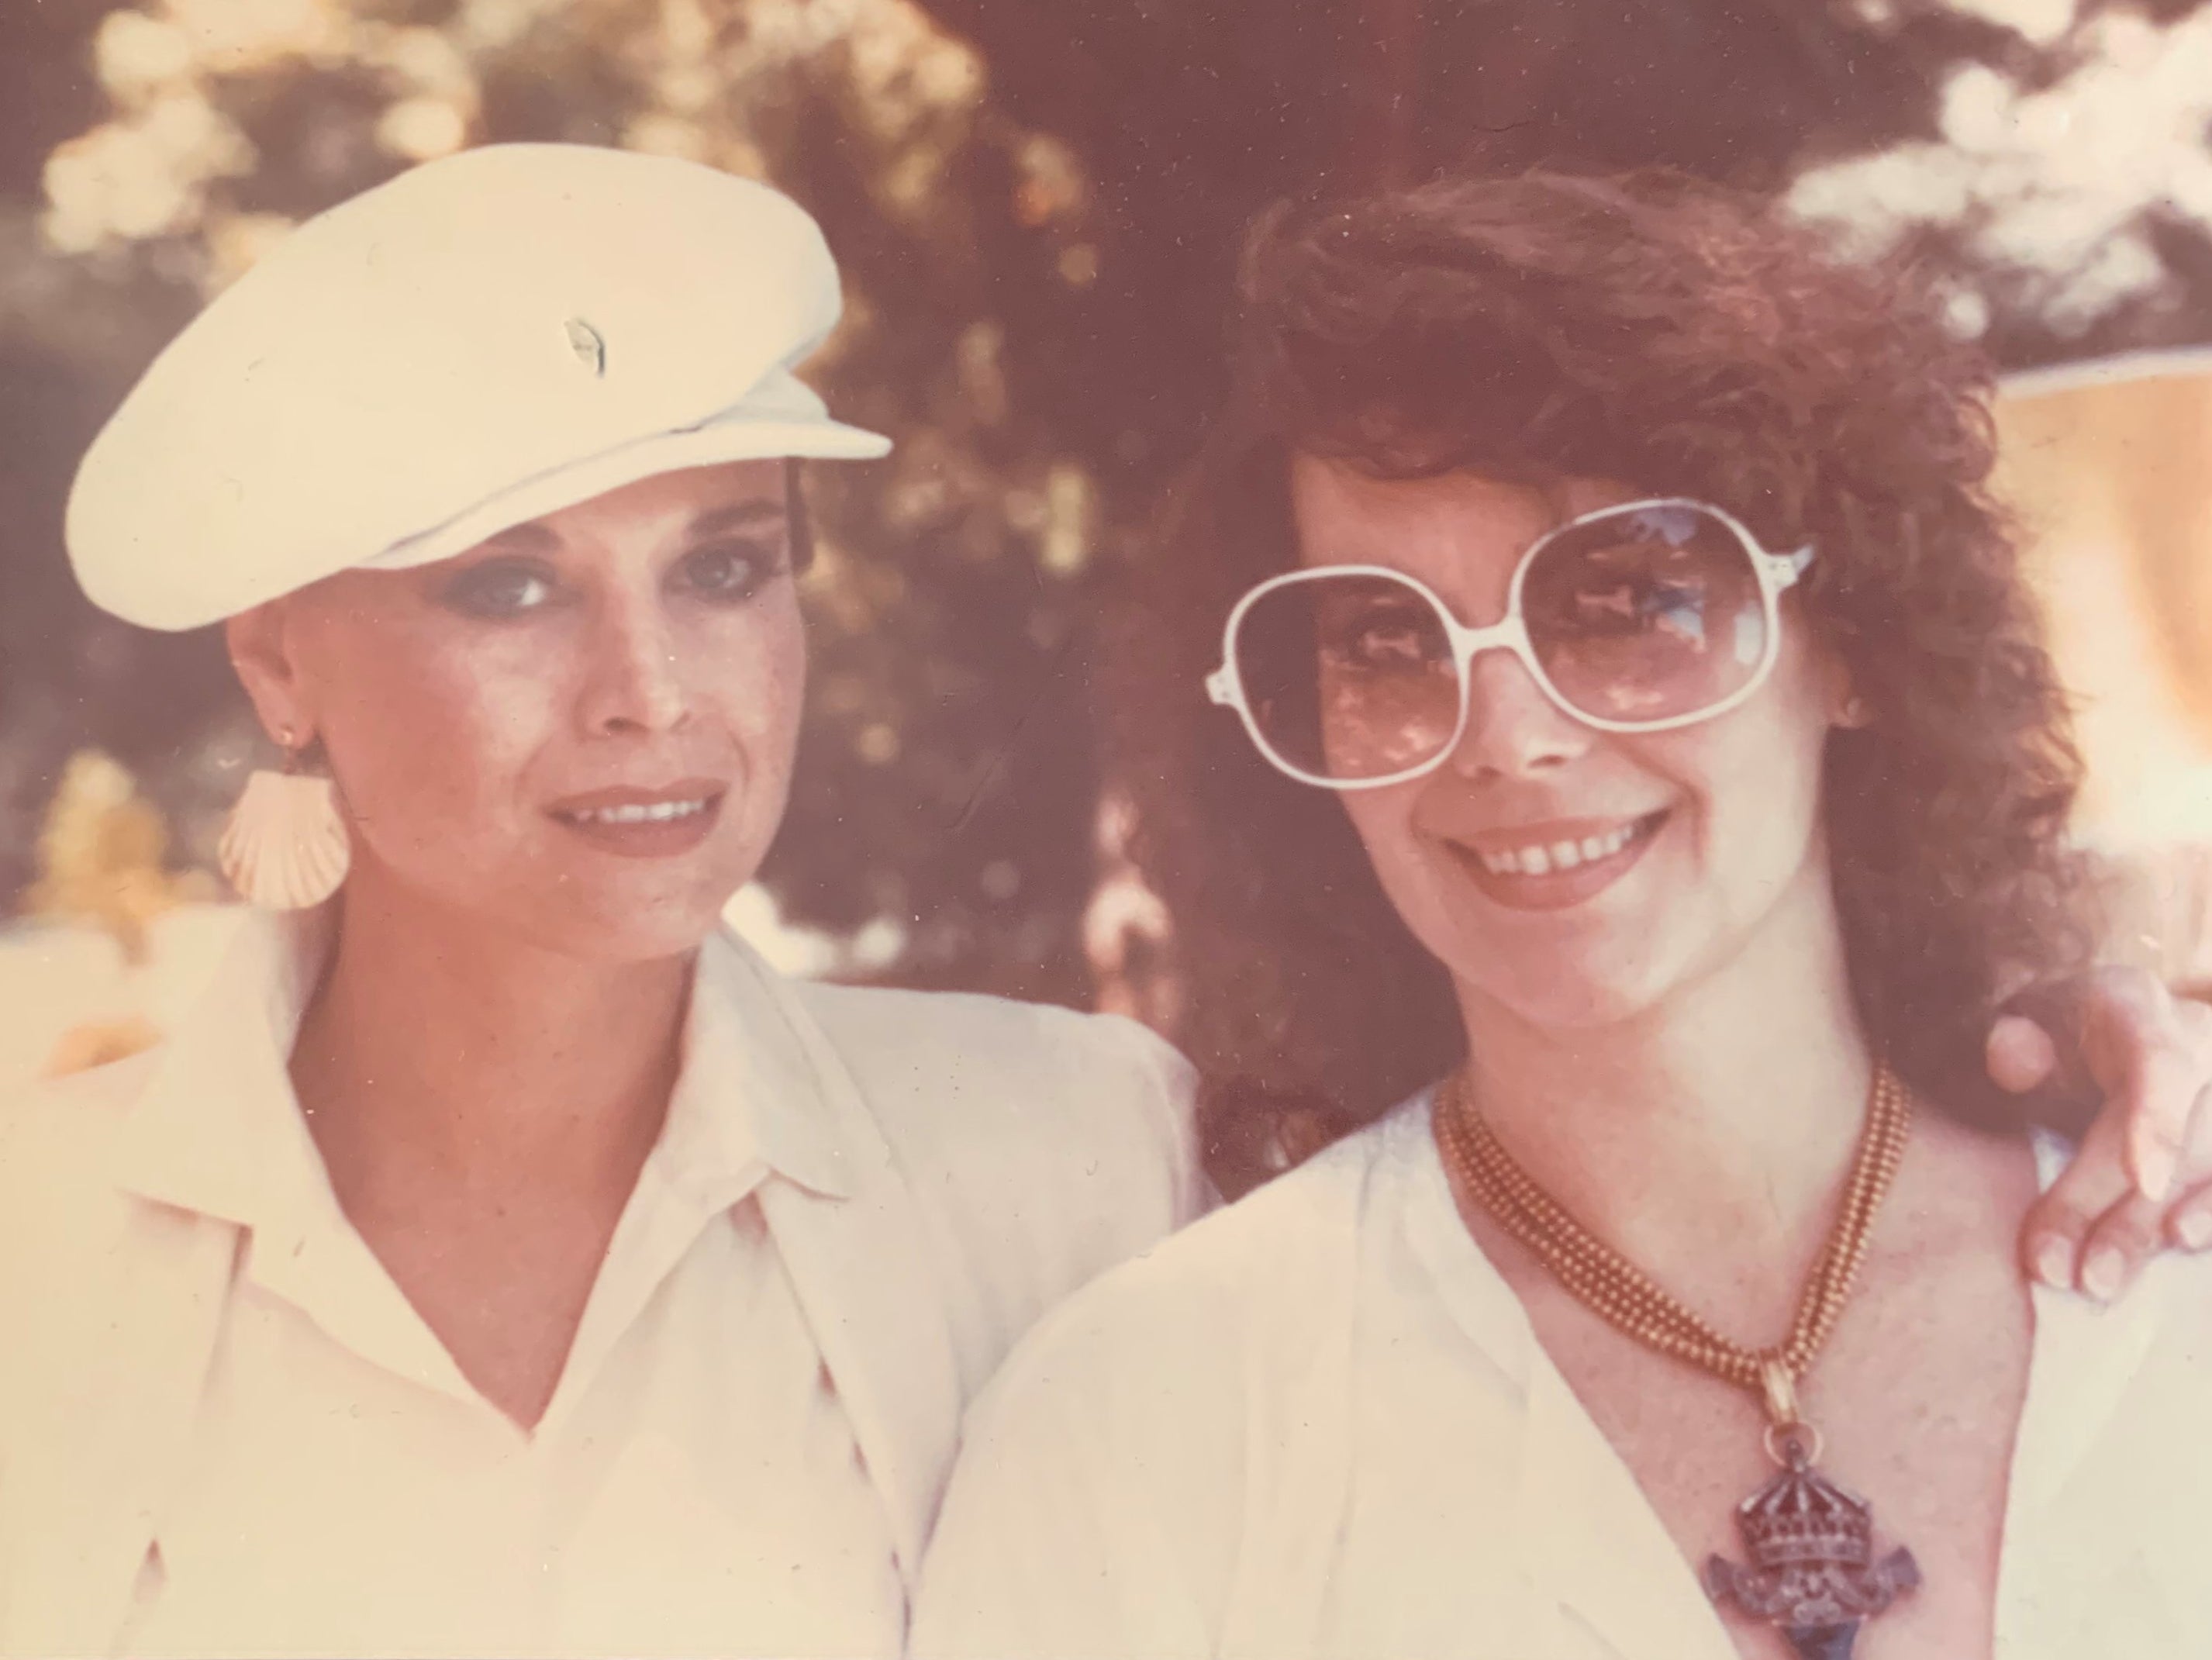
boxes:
[1233,572,1460,782]
[1522,504,1769,725]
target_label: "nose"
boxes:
[579,587,692,737]
[1444,645,1591,780]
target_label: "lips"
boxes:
[547,780,728,858]
[1443,809,1668,912]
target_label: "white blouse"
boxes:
[913,1094,2212,1660]
[111,923,899,1659]
[0,909,1210,1658]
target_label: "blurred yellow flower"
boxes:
[25,751,209,966]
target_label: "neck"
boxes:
[290,867,693,1203]
[1455,868,1876,1301]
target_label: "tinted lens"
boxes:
[1231,571,1461,781]
[1522,504,1769,725]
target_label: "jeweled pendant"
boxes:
[1703,1430,1920,1658]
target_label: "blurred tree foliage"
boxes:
[2,0,2207,1006]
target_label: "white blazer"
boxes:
[0,914,1208,1656]
[913,1096,2212,1660]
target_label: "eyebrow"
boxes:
[474,496,789,555]
[687,499,789,539]
[478,519,560,554]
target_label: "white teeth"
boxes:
[566,799,710,826]
[1475,819,1646,876]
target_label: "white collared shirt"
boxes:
[113,916,901,1659]
[0,909,1207,1658]
[913,1094,2212,1659]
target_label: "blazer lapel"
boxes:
[0,1203,240,1657]
[712,936,964,1593]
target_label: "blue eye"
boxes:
[680,540,783,603]
[438,558,556,619]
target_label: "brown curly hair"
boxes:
[1108,167,2090,1195]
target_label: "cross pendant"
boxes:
[1779,1620,1863,1660]
[1703,1432,1920,1660]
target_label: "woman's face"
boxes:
[1288,455,1848,1031]
[231,459,805,962]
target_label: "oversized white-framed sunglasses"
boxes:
[1205,497,1815,790]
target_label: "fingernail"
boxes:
[2083,1248,2124,1302]
[2033,1237,2074,1289]
[2179,1209,2212,1251]
[2134,1137,2179,1204]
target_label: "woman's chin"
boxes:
[512,900,730,965]
[1451,934,1692,1034]
[1486,978,1662,1034]
[360,855,751,966]
[546,868,755,957]
[516,832,764,957]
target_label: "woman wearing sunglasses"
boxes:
[910,171,2212,1659]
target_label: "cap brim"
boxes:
[368,412,891,574]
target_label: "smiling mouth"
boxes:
[1474,817,1652,877]
[552,797,716,827]
[545,785,730,859]
[1477,823,1637,885]
[1446,809,1669,912]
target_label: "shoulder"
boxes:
[789,975,1203,1214]
[0,1051,171,1393]
[2132,1248,2212,1364]
[0,1048,160,1213]
[792,977,1192,1117]
[760,968,1212,1368]
[962,1111,1398,1445]
[913,1118,1401,1657]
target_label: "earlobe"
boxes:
[1820,648,1871,730]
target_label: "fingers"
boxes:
[2006,971,2212,1298]
[2021,1108,2135,1296]
[1986,1014,2058,1096]
[2024,1154,2169,1303]
[2076,967,2208,1201]
[2169,1180,2212,1252]
[2076,1190,2169,1303]
[2118,999,2212,1203]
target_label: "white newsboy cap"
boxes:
[67,143,890,631]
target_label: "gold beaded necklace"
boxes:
[1434,1065,1921,1660]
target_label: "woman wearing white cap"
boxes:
[0,144,1204,1659]
[0,144,2203,1660]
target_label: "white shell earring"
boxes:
[218,729,350,909]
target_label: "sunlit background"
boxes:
[2,0,2209,1088]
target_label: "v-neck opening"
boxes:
[244,1094,771,1445]
[1396,1098,2180,1660]
[1394,1097,1739,1658]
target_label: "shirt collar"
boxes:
[655,928,854,1203]
[114,910,854,1237]
[113,907,332,1237]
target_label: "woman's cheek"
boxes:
[326,651,551,861]
[705,599,807,753]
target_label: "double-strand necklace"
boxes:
[1435,1065,1921,1660]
